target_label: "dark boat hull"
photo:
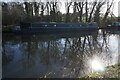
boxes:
[105,26,120,31]
[12,27,98,34]
[11,22,98,34]
[105,22,120,30]
[3,31,98,42]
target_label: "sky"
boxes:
[1,0,120,17]
[110,0,119,17]
[59,0,120,17]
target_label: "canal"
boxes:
[2,30,119,78]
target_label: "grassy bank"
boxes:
[79,63,120,78]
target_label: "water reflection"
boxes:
[2,30,119,78]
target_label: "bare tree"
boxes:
[85,1,88,22]
[102,0,114,27]
[77,2,85,22]
[33,2,40,16]
[24,2,33,16]
[94,2,105,26]
[65,2,72,22]
[50,2,58,22]
[88,1,97,22]
[72,2,78,22]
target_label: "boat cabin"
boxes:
[107,22,120,27]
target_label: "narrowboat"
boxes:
[11,22,98,34]
[107,22,120,30]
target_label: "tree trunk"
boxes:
[85,1,88,22]
[88,2,97,22]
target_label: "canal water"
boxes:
[2,30,119,78]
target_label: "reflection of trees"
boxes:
[97,31,112,65]
[20,36,39,70]
[2,41,14,65]
[3,31,116,77]
[39,41,50,65]
[2,43,14,65]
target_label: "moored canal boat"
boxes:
[11,22,98,34]
[107,22,120,30]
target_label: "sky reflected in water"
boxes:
[2,30,120,78]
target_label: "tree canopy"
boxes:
[2,1,119,27]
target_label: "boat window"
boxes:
[54,25,56,27]
[112,23,115,26]
[45,25,47,27]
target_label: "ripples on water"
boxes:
[2,30,120,78]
